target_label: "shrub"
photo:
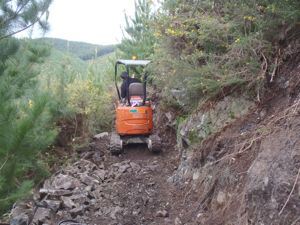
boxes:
[66,79,113,135]
[149,0,300,110]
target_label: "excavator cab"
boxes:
[109,59,162,154]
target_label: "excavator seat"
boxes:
[129,83,144,106]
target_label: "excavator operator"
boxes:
[120,71,141,100]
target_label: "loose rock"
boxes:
[109,206,123,220]
[52,174,81,190]
[94,169,106,181]
[216,191,226,206]
[156,210,169,218]
[41,200,61,212]
[10,213,29,225]
[39,188,73,196]
[61,196,76,209]
[70,206,85,217]
[93,132,109,139]
[175,217,183,225]
[79,173,100,185]
[32,208,51,224]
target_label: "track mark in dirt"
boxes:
[88,141,180,225]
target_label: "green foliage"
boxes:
[0,0,52,39]
[119,0,156,59]
[66,79,113,133]
[148,0,300,110]
[0,181,33,213]
[36,46,115,135]
[188,129,199,144]
[0,0,54,214]
[0,33,115,216]
[0,39,57,214]
[120,0,299,114]
[35,46,88,117]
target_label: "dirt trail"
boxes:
[83,143,180,225]
[9,123,184,225]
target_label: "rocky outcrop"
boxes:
[178,95,254,148]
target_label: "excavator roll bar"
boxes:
[114,59,151,105]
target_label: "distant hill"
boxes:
[35,37,116,60]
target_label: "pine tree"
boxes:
[0,0,54,215]
[0,0,52,40]
[119,0,156,59]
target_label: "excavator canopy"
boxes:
[114,59,151,102]
[116,59,151,66]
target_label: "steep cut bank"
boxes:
[7,41,300,225]
[168,40,300,224]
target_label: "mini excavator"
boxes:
[109,59,162,154]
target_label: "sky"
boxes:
[21,0,136,45]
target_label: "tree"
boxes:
[0,0,54,215]
[0,0,52,40]
[119,0,156,59]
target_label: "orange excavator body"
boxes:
[116,102,153,136]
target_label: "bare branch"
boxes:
[0,156,9,171]
[279,167,300,215]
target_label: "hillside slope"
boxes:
[36,38,115,60]
[170,56,300,224]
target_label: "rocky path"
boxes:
[10,134,181,225]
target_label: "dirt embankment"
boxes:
[7,40,300,225]
[168,40,300,225]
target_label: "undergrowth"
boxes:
[147,0,300,111]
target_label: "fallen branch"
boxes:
[256,52,268,102]
[291,216,300,225]
[292,98,300,114]
[267,99,300,126]
[270,56,278,83]
[278,167,300,215]
[183,186,193,204]
[261,52,268,78]
[203,135,263,169]
[257,88,260,102]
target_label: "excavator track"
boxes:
[148,134,162,153]
[109,132,123,155]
